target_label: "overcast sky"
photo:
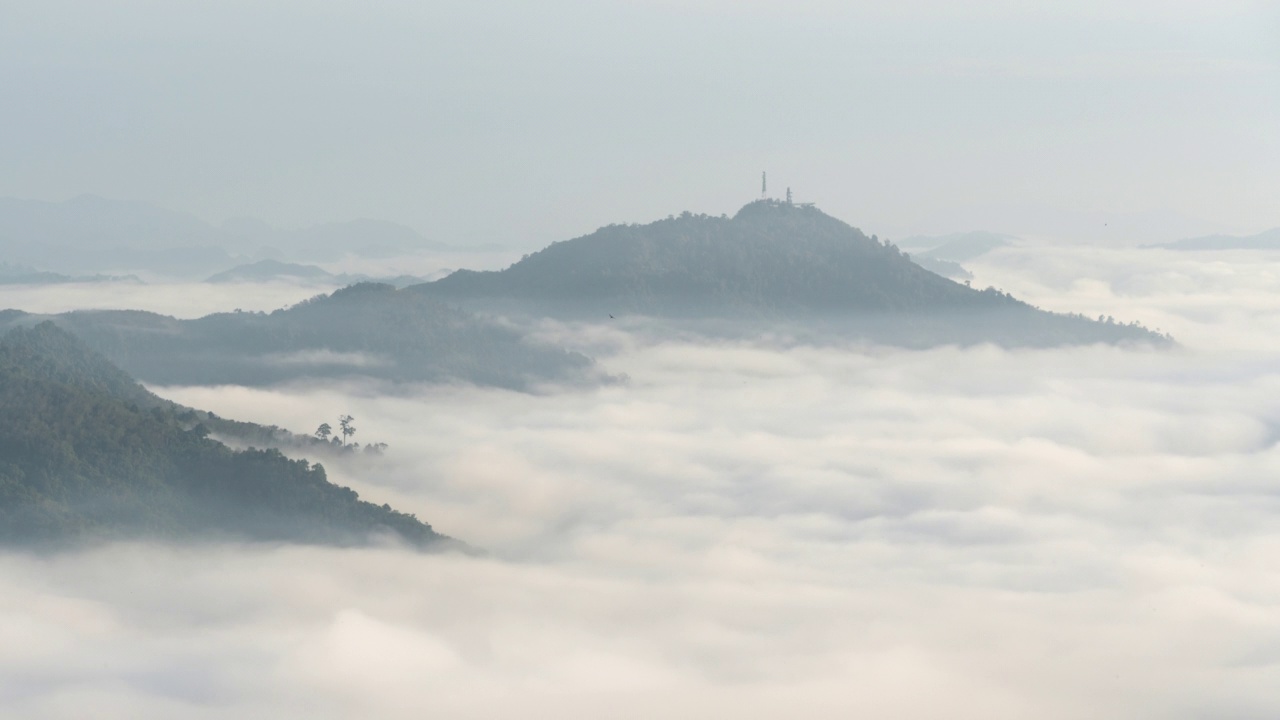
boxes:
[2,0,1277,245]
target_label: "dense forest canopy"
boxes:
[0,322,456,549]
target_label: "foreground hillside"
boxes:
[0,323,455,549]
[416,200,1166,347]
[0,283,597,389]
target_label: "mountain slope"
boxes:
[413,201,1165,346]
[420,202,993,314]
[0,283,598,389]
[0,323,455,549]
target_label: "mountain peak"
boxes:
[413,203,1167,347]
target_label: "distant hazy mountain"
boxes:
[292,218,448,258]
[897,231,1011,281]
[205,259,428,287]
[0,283,598,389]
[0,195,450,277]
[0,322,457,549]
[0,261,141,286]
[205,259,334,283]
[1146,228,1280,251]
[909,255,972,281]
[221,217,452,261]
[0,194,223,249]
[413,201,1163,347]
[0,195,235,277]
[896,231,1014,262]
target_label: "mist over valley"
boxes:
[3,0,1278,715]
[2,200,1279,715]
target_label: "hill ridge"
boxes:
[0,283,599,389]
[409,201,1166,347]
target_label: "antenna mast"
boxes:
[761,172,767,199]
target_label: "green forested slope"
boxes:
[0,323,453,549]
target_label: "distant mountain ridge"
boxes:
[0,322,458,549]
[0,195,452,277]
[0,283,599,389]
[0,194,223,249]
[895,231,1013,281]
[206,259,333,283]
[1146,228,1280,251]
[411,200,1165,347]
[0,261,141,286]
[205,258,430,287]
[220,216,453,259]
[908,255,972,281]
[897,231,1014,262]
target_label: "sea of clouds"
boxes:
[3,245,1280,718]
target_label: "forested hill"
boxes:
[0,283,598,389]
[419,200,986,314]
[414,200,1166,346]
[0,322,457,549]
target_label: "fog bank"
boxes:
[5,244,1280,717]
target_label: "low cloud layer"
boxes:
[0,281,323,319]
[6,244,1280,718]
[0,248,519,319]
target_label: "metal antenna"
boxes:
[761,172,767,199]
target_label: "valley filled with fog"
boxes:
[4,243,1279,719]
[4,0,1275,714]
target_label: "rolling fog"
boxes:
[2,244,1278,718]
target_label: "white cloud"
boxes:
[0,281,321,318]
[7,245,1280,716]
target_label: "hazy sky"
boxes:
[2,0,1278,245]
